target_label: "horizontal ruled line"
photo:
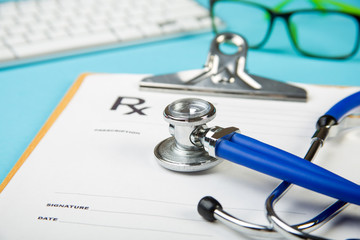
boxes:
[55,192,195,207]
[54,191,305,215]
[90,209,202,222]
[58,220,212,238]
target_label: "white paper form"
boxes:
[0,74,359,239]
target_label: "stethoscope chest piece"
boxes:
[154,98,222,172]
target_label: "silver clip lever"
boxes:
[140,33,307,102]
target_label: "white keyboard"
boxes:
[0,0,211,67]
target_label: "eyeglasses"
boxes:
[210,0,360,59]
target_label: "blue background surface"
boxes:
[0,0,360,184]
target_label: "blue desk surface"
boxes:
[1,0,360,184]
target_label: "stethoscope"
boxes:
[154,91,360,239]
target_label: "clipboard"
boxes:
[0,73,359,239]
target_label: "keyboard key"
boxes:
[4,35,28,46]
[139,24,162,37]
[88,22,112,33]
[16,14,37,25]
[115,28,143,41]
[13,32,118,58]
[26,32,49,43]
[48,18,71,29]
[0,47,16,61]
[68,25,91,36]
[6,25,29,35]
[178,18,202,31]
[29,22,51,32]
[38,3,59,12]
[0,2,18,17]
[46,28,69,39]
[0,0,211,67]
[0,29,7,39]
[17,1,39,13]
[161,22,182,34]
[0,18,16,29]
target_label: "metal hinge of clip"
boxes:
[140,32,307,102]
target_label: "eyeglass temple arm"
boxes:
[257,0,360,15]
[309,0,360,15]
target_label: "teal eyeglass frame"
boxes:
[210,0,360,59]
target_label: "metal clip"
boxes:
[140,33,307,102]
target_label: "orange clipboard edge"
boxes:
[0,73,92,193]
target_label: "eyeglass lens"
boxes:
[289,11,358,58]
[212,2,271,48]
[212,1,359,58]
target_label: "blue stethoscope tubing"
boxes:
[215,91,360,206]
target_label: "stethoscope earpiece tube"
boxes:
[323,91,360,123]
[215,133,360,206]
[225,133,349,183]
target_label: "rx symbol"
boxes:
[111,97,150,115]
